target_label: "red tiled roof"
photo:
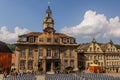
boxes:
[100,43,108,52]
[55,33,74,38]
[77,43,90,51]
[19,32,74,38]
[0,41,12,53]
[19,32,43,37]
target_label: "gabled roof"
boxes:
[100,43,108,52]
[77,43,90,51]
[0,41,12,53]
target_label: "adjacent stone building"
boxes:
[77,39,120,73]
[15,6,78,73]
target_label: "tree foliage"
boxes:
[7,44,16,52]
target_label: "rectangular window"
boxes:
[70,49,74,57]
[47,49,51,57]
[94,56,97,60]
[54,49,59,56]
[54,38,59,43]
[64,60,68,67]
[70,60,74,67]
[64,50,67,57]
[90,47,92,52]
[22,36,27,42]
[70,38,74,44]
[28,49,33,57]
[20,49,25,58]
[39,38,44,42]
[29,37,34,43]
[28,60,33,69]
[47,38,51,42]
[20,60,25,70]
[63,38,67,43]
[97,48,99,51]
[39,49,43,57]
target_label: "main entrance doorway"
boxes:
[55,62,59,68]
[46,60,51,72]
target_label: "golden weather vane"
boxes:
[48,1,51,5]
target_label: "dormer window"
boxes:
[63,38,67,43]
[22,36,27,42]
[70,38,74,44]
[29,37,34,43]
[39,38,44,42]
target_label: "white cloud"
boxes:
[0,26,30,43]
[60,10,120,41]
[103,16,120,38]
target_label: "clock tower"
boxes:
[43,6,55,33]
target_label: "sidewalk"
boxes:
[36,75,45,80]
[0,74,3,80]
[105,73,120,77]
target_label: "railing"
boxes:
[39,56,60,59]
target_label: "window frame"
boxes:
[20,60,25,70]
[29,36,35,43]
[47,49,51,57]
[39,37,44,42]
[20,49,25,58]
[28,60,33,69]
[47,38,51,42]
[28,49,33,57]
[39,49,43,57]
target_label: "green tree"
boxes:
[7,44,16,52]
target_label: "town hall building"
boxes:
[15,6,78,73]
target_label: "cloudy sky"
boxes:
[0,0,120,44]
